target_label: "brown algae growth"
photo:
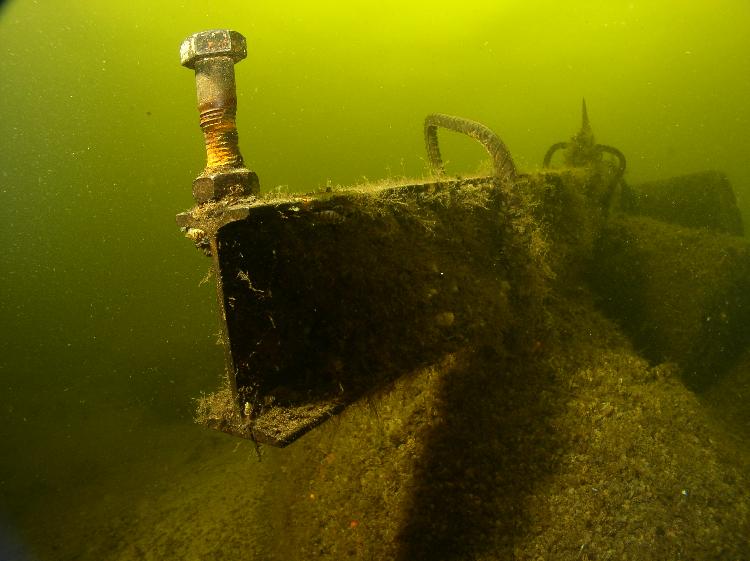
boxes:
[177,162,750,559]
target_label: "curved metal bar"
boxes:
[542,142,568,168]
[597,144,626,181]
[597,144,627,213]
[424,113,517,182]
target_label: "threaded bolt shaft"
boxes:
[191,55,244,172]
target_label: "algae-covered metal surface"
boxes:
[180,176,535,445]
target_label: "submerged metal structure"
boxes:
[176,30,748,447]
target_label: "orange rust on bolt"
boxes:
[199,105,244,170]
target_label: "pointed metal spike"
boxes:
[581,98,590,131]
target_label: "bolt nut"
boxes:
[180,29,247,69]
[192,168,259,203]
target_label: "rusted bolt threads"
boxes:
[180,29,259,203]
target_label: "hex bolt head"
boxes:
[180,29,247,69]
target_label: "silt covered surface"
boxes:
[20,169,750,560]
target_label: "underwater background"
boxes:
[1,1,749,559]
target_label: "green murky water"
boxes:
[1,1,749,559]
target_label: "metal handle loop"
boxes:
[424,113,517,183]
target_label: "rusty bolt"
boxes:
[180,29,259,203]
